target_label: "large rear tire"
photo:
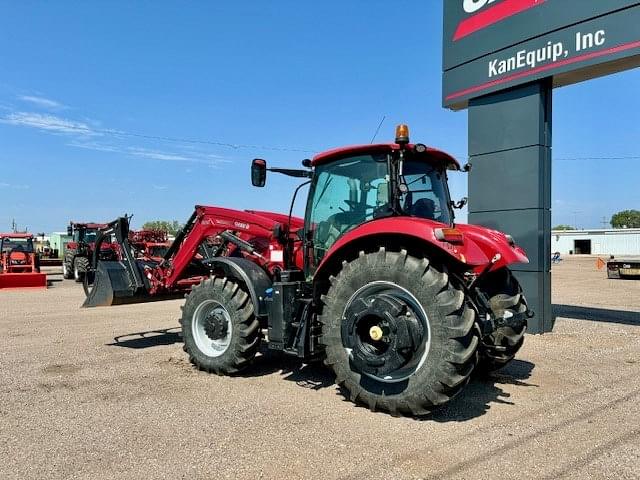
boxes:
[180,277,260,375]
[319,248,478,416]
[476,268,527,373]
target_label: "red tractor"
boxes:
[86,125,531,415]
[129,229,172,260]
[63,222,119,282]
[0,233,47,289]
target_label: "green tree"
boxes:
[610,210,640,229]
[552,224,576,231]
[142,220,182,235]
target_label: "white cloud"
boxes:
[2,101,230,168]
[1,112,96,136]
[66,140,119,153]
[67,141,227,166]
[0,182,30,189]
[18,95,66,110]
[127,147,191,162]
[152,185,168,190]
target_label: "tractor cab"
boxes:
[68,223,112,246]
[305,139,457,265]
[1,234,35,255]
[252,124,462,271]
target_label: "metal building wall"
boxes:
[551,230,640,255]
[49,232,71,259]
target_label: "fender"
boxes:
[456,224,529,271]
[314,217,488,279]
[203,257,273,317]
[314,217,529,280]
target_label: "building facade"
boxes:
[551,229,640,256]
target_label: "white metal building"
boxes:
[551,228,640,255]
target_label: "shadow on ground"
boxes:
[250,347,537,421]
[245,347,335,390]
[553,304,640,326]
[107,328,182,349]
[106,330,537,420]
[427,359,537,422]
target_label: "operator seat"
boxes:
[410,198,436,220]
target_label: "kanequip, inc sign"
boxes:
[442,0,640,109]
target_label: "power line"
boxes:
[2,118,318,154]
[555,156,640,161]
[452,153,640,162]
[6,116,640,160]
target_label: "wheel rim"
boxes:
[342,281,431,383]
[62,263,67,276]
[74,265,80,279]
[192,300,233,357]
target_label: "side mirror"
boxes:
[251,159,267,187]
[462,163,472,172]
[452,197,468,209]
[67,225,73,236]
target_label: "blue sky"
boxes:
[1,2,638,233]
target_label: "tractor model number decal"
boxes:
[233,222,250,230]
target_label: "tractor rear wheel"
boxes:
[319,248,478,416]
[74,257,89,283]
[475,268,527,373]
[180,277,260,375]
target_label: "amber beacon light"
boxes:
[395,124,410,145]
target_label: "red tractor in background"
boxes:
[86,125,532,416]
[0,233,47,289]
[129,229,172,260]
[63,222,119,282]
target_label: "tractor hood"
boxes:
[244,210,304,231]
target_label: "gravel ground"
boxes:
[0,256,639,479]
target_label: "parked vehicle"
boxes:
[607,256,640,279]
[63,222,119,282]
[85,125,532,415]
[0,233,47,289]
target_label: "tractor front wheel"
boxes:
[73,257,89,283]
[319,248,478,416]
[181,277,261,375]
[475,268,528,373]
[62,254,74,280]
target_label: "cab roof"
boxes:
[0,232,33,239]
[72,222,107,229]
[311,143,461,170]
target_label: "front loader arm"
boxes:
[158,206,279,290]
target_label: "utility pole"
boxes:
[572,211,581,230]
[600,216,609,229]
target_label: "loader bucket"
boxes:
[0,272,47,289]
[82,260,146,307]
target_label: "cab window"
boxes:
[306,154,389,265]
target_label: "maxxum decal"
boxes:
[454,0,547,41]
